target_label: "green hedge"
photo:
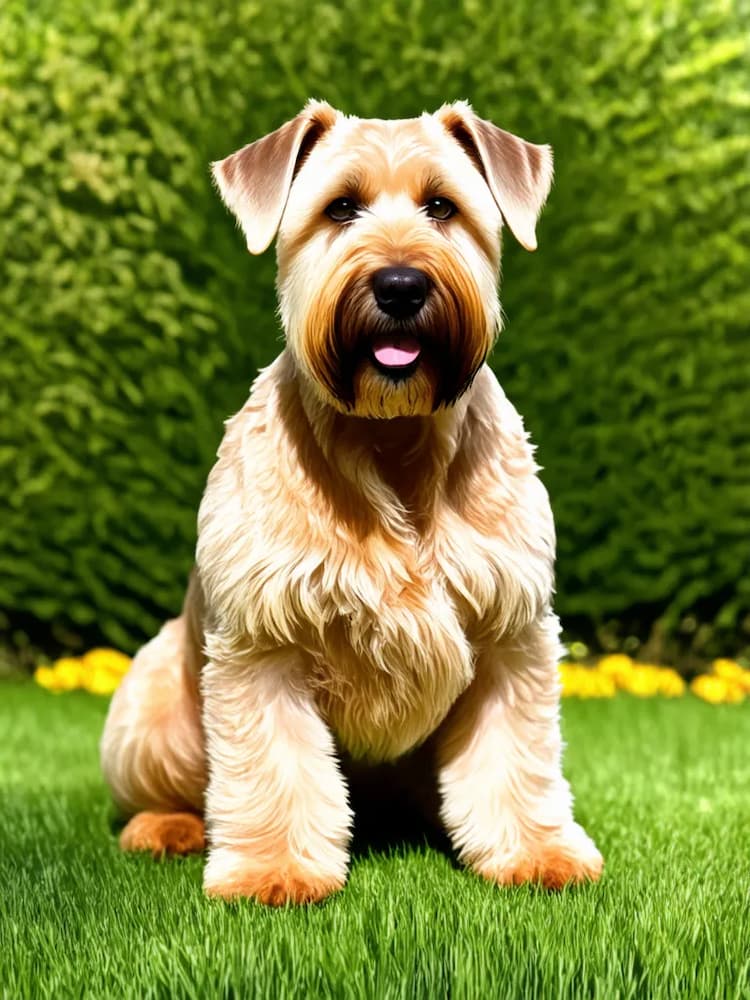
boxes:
[1,0,749,654]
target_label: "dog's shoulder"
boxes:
[436,365,556,642]
[446,365,553,534]
[196,354,304,623]
[461,364,540,471]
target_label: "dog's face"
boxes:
[213,101,552,418]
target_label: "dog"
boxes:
[100,100,603,904]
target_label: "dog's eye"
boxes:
[425,197,457,221]
[325,198,359,223]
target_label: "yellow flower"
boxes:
[34,648,131,695]
[635,664,686,698]
[586,670,617,698]
[34,658,84,692]
[723,682,746,704]
[712,658,744,678]
[618,665,660,697]
[51,657,86,690]
[559,664,616,699]
[654,668,686,698]
[83,648,131,677]
[602,662,686,699]
[83,669,122,696]
[712,659,750,692]
[559,663,582,697]
[559,663,574,691]
[597,655,634,686]
[691,674,745,705]
[34,665,59,691]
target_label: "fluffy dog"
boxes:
[100,100,603,904]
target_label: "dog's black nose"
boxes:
[372,267,429,319]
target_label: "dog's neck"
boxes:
[286,352,470,533]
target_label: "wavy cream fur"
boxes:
[100,103,602,904]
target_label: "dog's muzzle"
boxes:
[370,267,429,375]
[319,262,490,410]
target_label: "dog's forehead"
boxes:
[282,108,501,241]
[330,113,433,149]
[308,113,458,182]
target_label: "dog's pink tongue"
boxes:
[372,335,421,368]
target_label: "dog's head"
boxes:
[212,101,552,418]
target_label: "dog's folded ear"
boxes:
[211,100,338,254]
[436,101,553,251]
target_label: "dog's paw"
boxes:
[474,824,603,890]
[119,811,206,858]
[204,849,347,906]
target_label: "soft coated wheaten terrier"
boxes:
[100,100,603,904]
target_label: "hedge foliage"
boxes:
[1,0,749,654]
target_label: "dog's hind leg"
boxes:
[118,810,206,857]
[100,576,208,854]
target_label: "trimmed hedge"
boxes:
[1,0,749,653]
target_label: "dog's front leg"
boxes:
[201,647,352,905]
[436,614,603,889]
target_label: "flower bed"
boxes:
[560,655,750,704]
[33,648,750,705]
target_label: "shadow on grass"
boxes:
[351,789,458,867]
[347,762,457,864]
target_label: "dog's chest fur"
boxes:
[198,358,554,763]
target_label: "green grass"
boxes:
[1,683,749,999]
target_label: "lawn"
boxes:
[1,683,749,999]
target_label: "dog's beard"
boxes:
[300,257,492,417]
